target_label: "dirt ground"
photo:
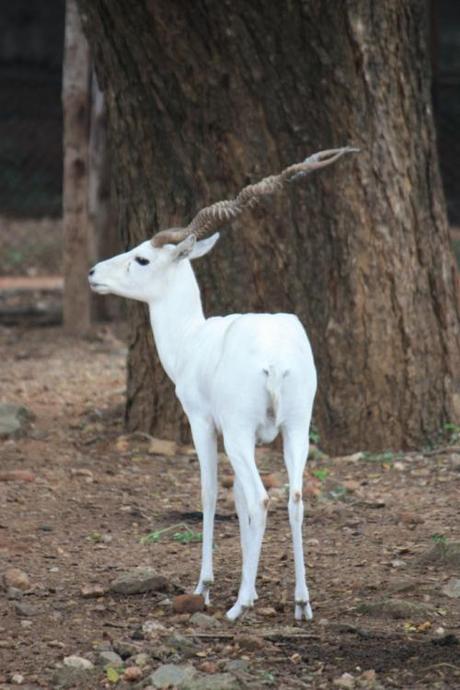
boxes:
[0,323,459,690]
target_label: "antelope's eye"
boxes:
[135,256,150,266]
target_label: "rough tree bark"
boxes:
[62,0,92,335]
[79,0,460,453]
[88,70,121,321]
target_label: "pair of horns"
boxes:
[151,146,359,248]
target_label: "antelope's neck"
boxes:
[147,261,205,382]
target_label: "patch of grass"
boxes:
[328,485,348,501]
[361,450,400,464]
[140,522,202,545]
[431,533,448,545]
[172,529,202,544]
[312,468,329,481]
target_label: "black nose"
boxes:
[88,268,95,277]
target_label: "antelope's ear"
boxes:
[188,233,220,260]
[171,235,196,261]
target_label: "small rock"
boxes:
[0,403,34,438]
[333,672,355,689]
[360,669,377,686]
[172,593,205,614]
[124,666,143,682]
[10,673,24,685]
[165,633,200,658]
[63,656,94,670]
[235,633,264,651]
[110,567,168,594]
[198,661,218,674]
[7,587,23,600]
[342,451,365,462]
[149,663,196,688]
[442,578,460,599]
[81,584,106,598]
[3,568,30,591]
[356,597,433,620]
[398,511,424,525]
[419,541,460,566]
[52,666,94,689]
[261,473,282,490]
[188,673,240,690]
[0,470,35,482]
[113,640,142,659]
[142,619,167,637]
[221,475,234,489]
[258,606,277,617]
[189,612,221,629]
[14,602,39,617]
[448,453,460,471]
[148,437,177,457]
[391,559,406,569]
[134,653,150,667]
[98,651,123,668]
[224,659,250,673]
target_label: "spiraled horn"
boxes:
[152,146,359,247]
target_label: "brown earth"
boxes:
[0,324,459,689]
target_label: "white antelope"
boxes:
[89,147,357,621]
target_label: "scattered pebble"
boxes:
[14,602,39,617]
[3,568,30,591]
[63,655,94,670]
[235,634,264,651]
[123,666,143,682]
[333,672,355,689]
[189,612,221,629]
[80,584,106,598]
[98,650,123,668]
[172,593,205,614]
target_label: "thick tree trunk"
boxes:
[79,0,460,453]
[62,0,91,335]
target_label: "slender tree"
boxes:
[62,0,91,334]
[78,0,460,453]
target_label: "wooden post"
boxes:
[62,0,91,335]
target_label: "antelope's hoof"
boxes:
[295,600,313,621]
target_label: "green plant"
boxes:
[431,533,447,544]
[312,468,329,481]
[362,450,397,464]
[172,529,202,544]
[140,522,202,545]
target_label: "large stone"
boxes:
[109,567,168,594]
[52,666,95,689]
[442,578,460,599]
[187,674,241,690]
[98,650,123,668]
[149,664,240,690]
[0,403,34,438]
[149,663,196,688]
[356,597,433,620]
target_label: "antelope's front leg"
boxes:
[189,417,218,605]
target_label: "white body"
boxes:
[89,234,317,621]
